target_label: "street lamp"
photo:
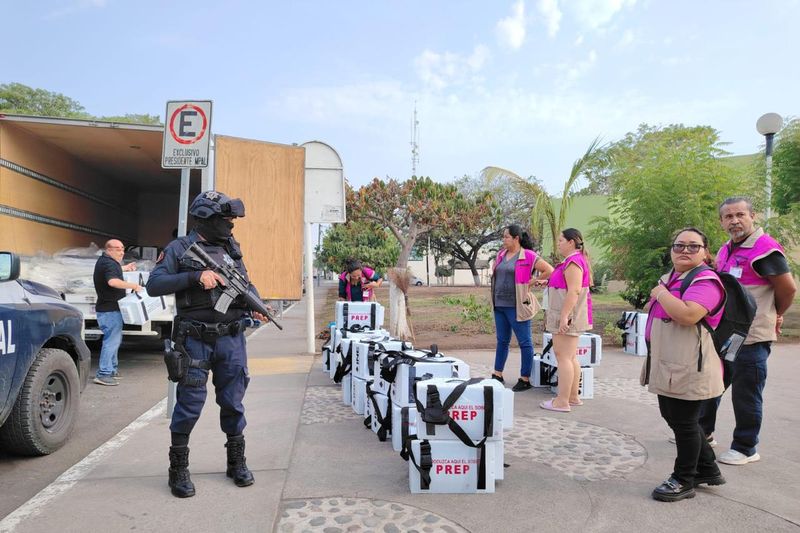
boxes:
[756,112,783,223]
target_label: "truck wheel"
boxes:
[0,348,80,456]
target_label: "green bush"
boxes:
[442,294,494,333]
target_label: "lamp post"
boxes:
[756,112,783,223]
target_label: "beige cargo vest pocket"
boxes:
[515,283,540,321]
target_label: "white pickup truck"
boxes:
[22,246,175,342]
[64,270,175,341]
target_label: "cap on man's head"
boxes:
[189,191,245,219]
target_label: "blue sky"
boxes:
[2,0,799,193]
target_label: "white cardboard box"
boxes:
[392,404,418,452]
[335,301,385,330]
[415,378,512,442]
[123,271,149,292]
[408,439,499,494]
[118,290,167,325]
[541,332,603,367]
[546,365,594,399]
[342,374,352,406]
[622,311,648,356]
[351,376,372,415]
[353,339,411,379]
[390,353,470,407]
[367,390,391,440]
[532,356,556,388]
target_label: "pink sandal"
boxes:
[539,399,571,412]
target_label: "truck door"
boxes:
[214,135,305,301]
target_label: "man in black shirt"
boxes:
[93,239,141,386]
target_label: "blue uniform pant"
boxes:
[493,306,534,377]
[699,342,770,456]
[170,333,250,436]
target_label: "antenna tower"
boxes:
[410,102,420,176]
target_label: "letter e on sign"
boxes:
[162,100,213,169]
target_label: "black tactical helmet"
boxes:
[188,191,245,219]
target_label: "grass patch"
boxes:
[317,283,799,351]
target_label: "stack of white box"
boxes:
[532,332,602,399]
[319,301,515,494]
[621,311,648,356]
[367,348,470,453]
[407,377,513,493]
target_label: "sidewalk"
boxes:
[2,286,799,533]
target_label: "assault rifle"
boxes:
[183,243,283,330]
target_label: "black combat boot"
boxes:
[225,434,255,487]
[168,445,196,498]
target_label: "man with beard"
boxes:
[700,196,796,466]
[147,191,268,498]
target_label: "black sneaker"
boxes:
[652,477,696,502]
[511,379,532,392]
[491,374,505,384]
[694,472,726,487]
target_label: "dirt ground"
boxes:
[316,284,629,351]
[317,283,800,352]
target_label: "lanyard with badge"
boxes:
[725,242,744,279]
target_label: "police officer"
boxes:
[147,191,268,498]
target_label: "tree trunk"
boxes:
[396,237,416,269]
[388,277,412,340]
[467,260,480,287]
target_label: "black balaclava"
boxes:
[195,215,234,245]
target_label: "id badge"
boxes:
[729,266,743,279]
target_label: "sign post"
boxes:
[302,141,345,354]
[162,100,213,416]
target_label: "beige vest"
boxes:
[640,275,724,400]
[545,286,591,333]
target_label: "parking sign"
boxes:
[162,100,212,168]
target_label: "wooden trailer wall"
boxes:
[214,135,304,301]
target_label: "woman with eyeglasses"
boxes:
[642,227,726,502]
[540,228,593,411]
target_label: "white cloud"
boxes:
[617,29,635,47]
[537,0,562,38]
[567,0,637,30]
[268,77,742,189]
[46,0,108,19]
[574,35,585,46]
[413,45,491,90]
[554,49,598,85]
[496,0,527,50]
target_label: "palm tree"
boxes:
[482,137,601,262]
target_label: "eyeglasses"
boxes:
[671,243,704,254]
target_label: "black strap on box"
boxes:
[333,342,354,383]
[408,440,433,490]
[370,302,376,330]
[342,302,349,331]
[365,387,391,441]
[415,378,493,450]
[399,406,418,461]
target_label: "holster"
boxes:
[164,319,212,383]
[164,344,190,383]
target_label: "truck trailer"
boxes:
[0,114,304,339]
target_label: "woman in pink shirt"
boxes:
[642,227,726,502]
[540,228,593,412]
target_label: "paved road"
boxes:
[0,339,167,519]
